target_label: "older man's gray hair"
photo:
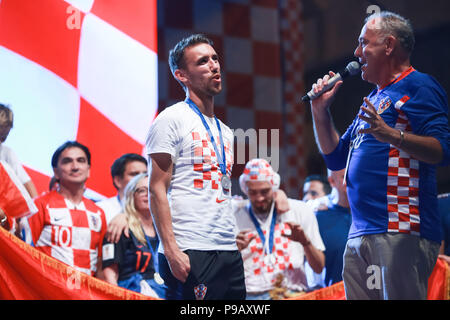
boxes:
[365,11,415,56]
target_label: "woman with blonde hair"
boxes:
[102,173,166,298]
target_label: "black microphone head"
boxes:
[301,95,310,102]
[345,61,360,76]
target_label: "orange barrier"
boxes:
[0,226,156,300]
[1,222,448,300]
[287,258,450,300]
[427,257,450,300]
[286,281,346,300]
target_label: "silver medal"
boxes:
[270,254,276,265]
[221,175,231,190]
[263,253,276,266]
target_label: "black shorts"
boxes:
[159,250,246,300]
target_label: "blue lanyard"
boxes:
[185,98,227,175]
[141,226,159,273]
[247,204,277,255]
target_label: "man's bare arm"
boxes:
[149,153,190,282]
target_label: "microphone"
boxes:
[301,61,360,102]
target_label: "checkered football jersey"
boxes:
[146,101,237,252]
[27,190,107,276]
[234,199,325,293]
[324,68,449,243]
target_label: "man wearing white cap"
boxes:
[235,159,325,300]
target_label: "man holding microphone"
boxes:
[308,11,449,299]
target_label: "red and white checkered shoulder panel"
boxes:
[387,95,420,235]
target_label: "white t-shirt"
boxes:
[145,101,237,252]
[0,144,31,184]
[96,196,122,224]
[234,198,325,293]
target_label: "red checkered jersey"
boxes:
[27,190,107,276]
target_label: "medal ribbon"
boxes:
[185,98,227,176]
[141,226,160,275]
[247,203,277,256]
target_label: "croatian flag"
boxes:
[0,0,158,199]
[0,161,37,222]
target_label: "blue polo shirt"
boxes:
[316,204,352,286]
[324,68,449,244]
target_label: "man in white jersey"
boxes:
[235,159,325,299]
[146,34,245,300]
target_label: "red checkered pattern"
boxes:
[194,283,207,300]
[27,190,107,275]
[247,223,293,278]
[243,159,275,181]
[1,0,307,198]
[377,97,392,114]
[0,0,158,198]
[239,158,281,195]
[157,0,306,197]
[387,96,420,235]
[279,0,307,195]
[191,131,233,190]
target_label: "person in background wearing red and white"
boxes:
[235,159,325,300]
[25,141,107,278]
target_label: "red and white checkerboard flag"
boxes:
[0,0,158,198]
[0,161,37,221]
